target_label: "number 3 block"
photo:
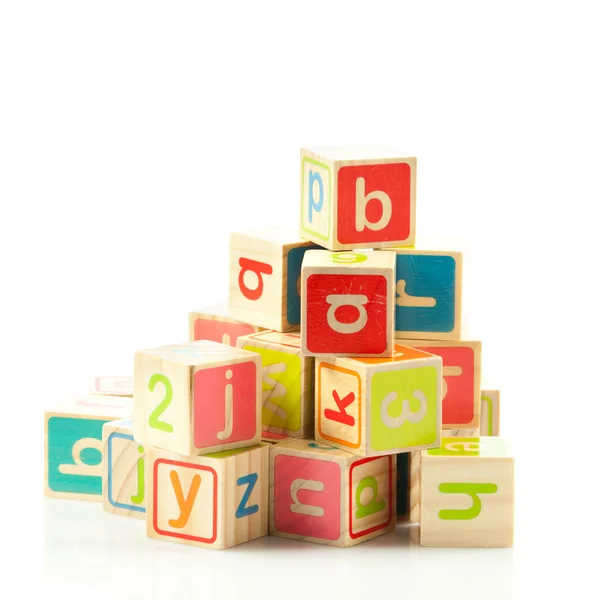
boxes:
[315,344,442,457]
[270,439,396,547]
[301,250,395,357]
[134,340,261,456]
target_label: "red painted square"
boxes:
[273,454,341,540]
[305,274,389,354]
[337,162,412,244]
[193,361,257,448]
[193,318,256,346]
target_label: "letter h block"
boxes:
[300,146,416,251]
[301,250,395,357]
[134,340,261,456]
[413,437,514,547]
[315,344,442,457]
[270,439,396,547]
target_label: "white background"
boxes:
[2,1,599,599]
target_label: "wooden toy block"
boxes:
[88,376,133,396]
[102,418,146,519]
[413,437,514,547]
[315,344,442,457]
[261,429,294,445]
[134,340,261,456]
[382,248,463,340]
[480,390,500,436]
[236,331,314,438]
[396,451,410,521]
[229,227,320,331]
[44,394,133,501]
[442,428,480,437]
[270,438,396,547]
[299,146,416,251]
[147,443,269,550]
[301,249,395,357]
[189,304,264,346]
[402,339,481,429]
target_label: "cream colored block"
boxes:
[480,390,500,436]
[88,376,133,396]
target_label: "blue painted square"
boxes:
[286,244,320,325]
[395,254,456,333]
[47,416,106,496]
[107,432,146,513]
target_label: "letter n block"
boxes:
[147,444,269,550]
[315,344,442,457]
[44,394,133,501]
[300,147,416,251]
[134,340,261,456]
[413,437,514,547]
[229,227,320,331]
[301,250,395,357]
[270,439,396,547]
[236,331,314,438]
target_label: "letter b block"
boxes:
[270,439,396,547]
[301,250,395,357]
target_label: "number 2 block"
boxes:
[134,340,261,456]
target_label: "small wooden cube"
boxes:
[103,418,146,519]
[229,227,319,331]
[414,437,514,547]
[301,249,395,357]
[402,339,481,430]
[134,340,261,456]
[315,344,442,457]
[270,439,396,547]
[88,376,133,396]
[237,331,314,438]
[44,394,133,501]
[480,390,500,436]
[300,146,416,251]
[146,443,269,550]
[189,303,264,346]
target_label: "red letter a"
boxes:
[238,257,273,301]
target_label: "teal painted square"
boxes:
[396,452,410,516]
[286,244,320,325]
[47,416,106,495]
[395,254,456,333]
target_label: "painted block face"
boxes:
[270,439,396,547]
[286,244,320,326]
[134,340,261,456]
[315,345,442,458]
[301,250,395,357]
[480,390,500,436]
[189,311,261,346]
[237,331,314,438]
[300,147,416,251]
[418,437,514,547]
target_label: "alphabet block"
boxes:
[413,437,514,547]
[300,146,416,251]
[480,390,500,436]
[147,443,269,550]
[89,376,133,396]
[134,340,261,456]
[384,248,463,340]
[236,331,314,438]
[402,339,481,430]
[315,344,442,457]
[102,418,146,519]
[301,249,395,357]
[396,452,410,521]
[229,227,320,331]
[270,439,396,547]
[44,394,133,501]
[189,304,264,346]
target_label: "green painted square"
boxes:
[370,366,438,451]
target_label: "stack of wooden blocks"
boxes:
[44,146,512,550]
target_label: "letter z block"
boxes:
[134,340,261,456]
[301,249,395,357]
[300,146,416,251]
[229,227,320,331]
[413,437,514,547]
[270,439,396,547]
[189,304,264,346]
[236,331,314,438]
[44,394,133,501]
[315,344,442,457]
[147,444,269,550]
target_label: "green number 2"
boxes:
[148,374,174,433]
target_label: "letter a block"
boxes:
[316,344,442,457]
[229,227,320,331]
[147,444,269,550]
[270,439,396,547]
[414,437,514,547]
[236,331,314,438]
[300,146,416,251]
[301,250,395,357]
[134,340,261,456]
